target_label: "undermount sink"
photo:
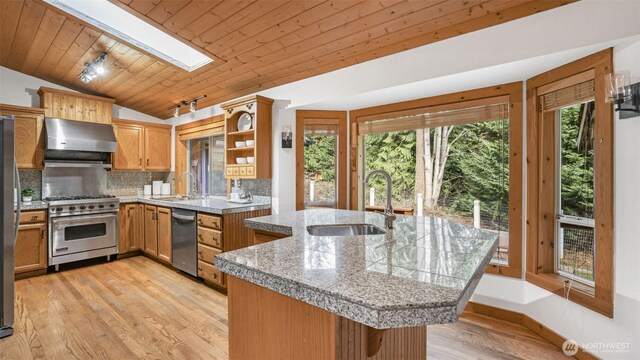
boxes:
[306,224,386,236]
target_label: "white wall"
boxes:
[471,38,640,360]
[270,101,296,214]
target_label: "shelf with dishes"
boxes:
[221,95,273,179]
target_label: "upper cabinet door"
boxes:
[0,104,45,170]
[144,127,171,171]
[113,123,144,170]
[14,114,44,170]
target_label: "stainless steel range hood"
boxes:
[45,118,116,161]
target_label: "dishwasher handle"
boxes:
[172,213,195,221]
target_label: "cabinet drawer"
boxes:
[239,167,247,176]
[197,213,222,230]
[19,210,46,224]
[232,167,240,176]
[198,243,221,265]
[226,167,233,176]
[198,226,223,249]
[198,260,225,287]
[247,166,255,176]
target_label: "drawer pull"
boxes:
[31,215,38,220]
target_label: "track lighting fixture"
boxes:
[167,95,207,117]
[79,52,107,83]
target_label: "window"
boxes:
[556,102,595,285]
[174,115,226,196]
[187,135,225,197]
[296,111,348,210]
[526,49,613,317]
[350,83,523,278]
[361,110,510,266]
[303,125,339,208]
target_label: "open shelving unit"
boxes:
[221,95,273,179]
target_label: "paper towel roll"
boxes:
[161,183,171,195]
[152,181,163,195]
[143,185,152,195]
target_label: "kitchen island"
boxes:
[215,209,498,359]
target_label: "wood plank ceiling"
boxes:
[0,0,574,119]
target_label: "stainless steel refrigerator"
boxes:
[1,116,19,339]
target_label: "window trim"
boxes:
[295,110,348,210]
[349,83,524,279]
[525,48,614,317]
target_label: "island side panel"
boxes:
[227,276,427,360]
[227,275,337,360]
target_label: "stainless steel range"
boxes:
[42,118,120,270]
[46,196,119,269]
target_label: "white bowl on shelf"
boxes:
[235,141,246,148]
[247,157,255,164]
[246,140,255,147]
[236,157,247,164]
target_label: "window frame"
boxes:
[295,110,348,210]
[525,48,614,317]
[349,83,524,279]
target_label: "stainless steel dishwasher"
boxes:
[172,208,197,276]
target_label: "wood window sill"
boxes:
[526,271,612,318]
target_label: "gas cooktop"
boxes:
[44,195,116,201]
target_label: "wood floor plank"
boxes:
[0,256,569,360]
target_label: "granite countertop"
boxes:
[215,209,498,329]
[14,196,270,214]
[15,201,48,211]
[119,195,271,214]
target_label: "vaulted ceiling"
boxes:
[0,0,574,119]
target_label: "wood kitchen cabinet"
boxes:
[118,203,142,254]
[0,104,45,169]
[143,205,172,264]
[221,95,273,179]
[15,210,47,275]
[145,127,171,170]
[197,212,225,288]
[38,87,115,124]
[112,119,171,171]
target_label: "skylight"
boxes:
[44,0,213,72]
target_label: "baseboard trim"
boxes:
[464,301,599,360]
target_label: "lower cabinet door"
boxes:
[144,205,158,257]
[156,207,172,264]
[15,223,47,274]
[198,260,225,288]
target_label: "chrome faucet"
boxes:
[176,171,197,198]
[364,170,396,229]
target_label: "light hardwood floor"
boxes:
[0,257,570,360]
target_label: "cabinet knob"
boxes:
[146,159,149,166]
[139,158,142,165]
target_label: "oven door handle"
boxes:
[52,212,118,227]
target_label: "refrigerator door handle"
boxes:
[14,158,20,243]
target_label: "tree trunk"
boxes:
[423,126,454,210]
[424,128,433,209]
[415,128,425,205]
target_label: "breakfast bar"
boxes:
[215,209,498,359]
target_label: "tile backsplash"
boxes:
[19,170,271,198]
[106,171,172,196]
[18,170,42,200]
